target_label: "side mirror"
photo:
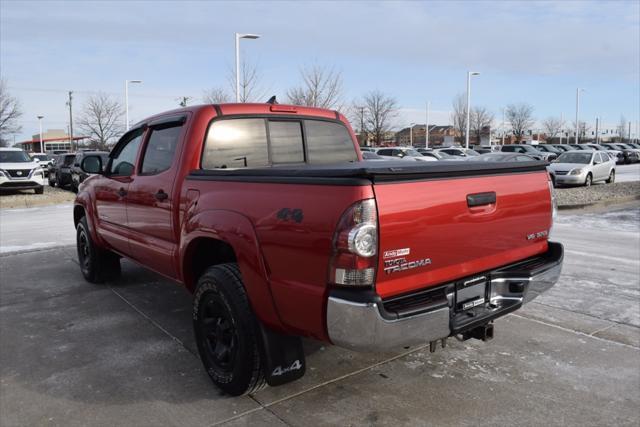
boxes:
[81,155,104,175]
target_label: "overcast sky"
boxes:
[1,0,639,142]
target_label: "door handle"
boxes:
[154,190,168,201]
[467,192,496,207]
[118,188,127,197]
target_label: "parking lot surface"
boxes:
[1,204,639,426]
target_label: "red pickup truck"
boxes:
[74,102,563,395]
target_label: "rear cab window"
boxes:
[202,117,357,169]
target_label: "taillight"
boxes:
[329,199,378,287]
[548,178,557,236]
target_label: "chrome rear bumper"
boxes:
[327,242,563,352]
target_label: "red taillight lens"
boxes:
[329,199,378,287]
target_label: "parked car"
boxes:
[49,153,76,188]
[73,103,562,396]
[435,147,480,158]
[71,151,109,192]
[549,144,575,152]
[416,149,457,161]
[361,151,392,161]
[376,147,438,161]
[500,144,557,161]
[0,148,46,194]
[548,150,615,187]
[583,144,624,165]
[30,152,53,176]
[534,145,563,156]
[359,147,376,152]
[468,145,493,154]
[600,143,640,164]
[467,152,557,186]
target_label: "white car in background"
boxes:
[548,150,616,187]
[30,152,53,177]
[0,148,46,194]
[376,147,438,161]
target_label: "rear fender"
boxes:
[180,210,285,331]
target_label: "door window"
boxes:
[109,130,144,176]
[140,124,182,174]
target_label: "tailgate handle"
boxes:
[467,192,496,207]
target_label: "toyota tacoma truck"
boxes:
[74,102,563,396]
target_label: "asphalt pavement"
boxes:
[0,201,639,426]
[616,163,640,183]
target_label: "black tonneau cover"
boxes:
[188,160,548,185]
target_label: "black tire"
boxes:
[606,170,615,184]
[76,216,121,283]
[193,263,266,396]
[34,186,44,195]
[584,173,592,187]
[48,178,56,187]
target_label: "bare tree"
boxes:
[177,96,192,107]
[470,106,494,145]
[77,93,124,150]
[617,115,627,142]
[451,94,467,144]
[203,87,231,104]
[571,120,591,143]
[505,103,535,142]
[226,60,268,103]
[363,91,397,145]
[0,79,23,147]
[542,116,565,142]
[286,65,343,109]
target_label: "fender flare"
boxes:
[73,193,107,248]
[180,209,285,332]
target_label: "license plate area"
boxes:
[455,275,488,311]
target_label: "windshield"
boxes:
[32,154,49,161]
[557,152,592,164]
[467,154,507,162]
[404,149,423,157]
[435,151,454,159]
[0,150,33,163]
[521,145,540,153]
[465,149,480,156]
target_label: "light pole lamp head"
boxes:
[238,33,260,40]
[37,115,44,120]
[129,80,143,84]
[469,71,480,76]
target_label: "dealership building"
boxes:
[15,129,88,153]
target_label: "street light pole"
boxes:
[409,123,415,147]
[501,107,506,145]
[125,80,143,131]
[37,115,44,152]
[575,88,584,144]
[465,71,480,149]
[559,112,564,144]
[235,33,261,102]
[425,101,430,148]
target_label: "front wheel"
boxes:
[193,263,266,396]
[76,216,121,283]
[34,186,44,195]
[584,173,592,187]
[606,170,615,184]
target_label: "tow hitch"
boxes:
[459,323,494,342]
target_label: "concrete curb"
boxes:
[558,195,640,211]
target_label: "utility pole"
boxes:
[595,117,599,144]
[629,122,632,142]
[501,107,506,145]
[425,101,430,148]
[559,112,564,144]
[575,88,584,144]
[360,106,366,146]
[67,91,74,151]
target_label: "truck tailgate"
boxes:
[374,170,552,298]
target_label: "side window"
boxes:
[304,120,357,164]
[502,146,514,152]
[378,149,391,156]
[141,124,182,174]
[268,121,304,164]
[202,119,268,169]
[109,130,144,176]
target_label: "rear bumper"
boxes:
[326,242,563,352]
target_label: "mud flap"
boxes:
[258,323,306,386]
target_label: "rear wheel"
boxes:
[76,216,121,283]
[584,173,592,187]
[193,263,266,396]
[606,170,615,184]
[48,177,56,187]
